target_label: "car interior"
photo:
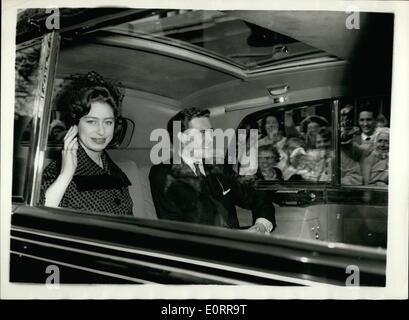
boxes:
[13,9,392,250]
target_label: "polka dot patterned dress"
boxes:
[40,144,133,216]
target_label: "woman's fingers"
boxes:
[66,137,78,150]
[64,126,78,149]
[63,126,74,141]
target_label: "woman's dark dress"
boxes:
[40,144,133,216]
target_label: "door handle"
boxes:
[297,190,316,202]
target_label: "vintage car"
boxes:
[10,8,392,286]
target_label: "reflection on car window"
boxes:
[13,41,42,198]
[239,102,334,183]
[339,98,390,188]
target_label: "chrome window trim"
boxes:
[24,32,60,206]
[12,226,381,286]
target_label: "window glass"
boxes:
[238,101,333,184]
[13,41,42,199]
[338,97,390,188]
[109,10,330,69]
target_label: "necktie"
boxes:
[194,162,202,176]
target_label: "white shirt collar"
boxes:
[181,154,206,176]
[361,132,374,141]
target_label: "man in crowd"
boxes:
[352,106,378,155]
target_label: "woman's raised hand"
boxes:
[60,125,79,178]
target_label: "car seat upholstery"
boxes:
[115,161,157,219]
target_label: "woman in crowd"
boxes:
[362,127,389,186]
[40,71,133,215]
[257,145,283,181]
[299,115,329,150]
[280,137,309,181]
[257,114,289,172]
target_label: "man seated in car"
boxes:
[149,107,276,235]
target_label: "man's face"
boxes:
[180,117,213,159]
[359,111,375,135]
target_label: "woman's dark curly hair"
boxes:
[56,72,125,132]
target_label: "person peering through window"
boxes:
[257,144,283,181]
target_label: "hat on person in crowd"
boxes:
[300,115,329,133]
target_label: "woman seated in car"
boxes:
[362,127,389,186]
[40,71,133,215]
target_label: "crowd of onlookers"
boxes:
[240,104,389,187]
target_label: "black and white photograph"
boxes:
[1,0,408,300]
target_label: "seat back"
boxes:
[115,161,157,219]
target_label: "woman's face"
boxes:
[265,116,279,135]
[78,101,115,153]
[375,132,389,153]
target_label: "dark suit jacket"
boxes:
[149,161,275,229]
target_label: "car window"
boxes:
[237,101,334,184]
[109,10,329,70]
[12,40,42,200]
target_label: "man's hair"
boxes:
[358,104,377,119]
[167,107,210,143]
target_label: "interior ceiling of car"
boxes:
[56,10,393,103]
[57,42,237,101]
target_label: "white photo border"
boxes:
[1,0,408,299]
